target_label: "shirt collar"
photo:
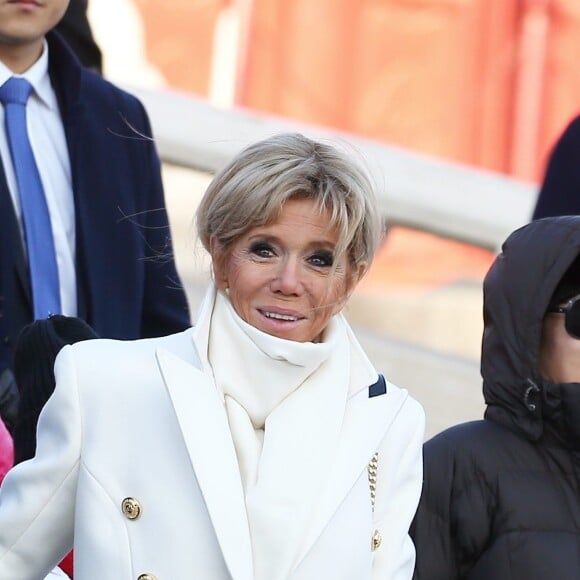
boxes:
[0,41,57,110]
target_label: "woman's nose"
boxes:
[271,258,303,295]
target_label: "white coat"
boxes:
[0,329,424,580]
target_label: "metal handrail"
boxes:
[133,86,538,251]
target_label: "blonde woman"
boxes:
[0,133,424,580]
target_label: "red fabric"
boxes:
[0,416,73,576]
[59,551,74,578]
[0,417,13,484]
[0,424,71,575]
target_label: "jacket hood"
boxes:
[482,216,580,443]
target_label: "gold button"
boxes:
[137,575,156,580]
[121,497,142,520]
[371,529,382,551]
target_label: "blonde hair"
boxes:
[196,133,382,271]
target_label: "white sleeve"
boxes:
[373,394,425,580]
[0,345,81,578]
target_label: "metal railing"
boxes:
[133,87,538,251]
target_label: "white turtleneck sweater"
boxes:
[193,286,378,580]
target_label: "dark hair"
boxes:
[12,315,98,464]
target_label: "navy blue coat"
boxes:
[533,115,580,219]
[0,32,190,378]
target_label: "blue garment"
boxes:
[0,77,61,319]
[533,114,580,219]
[0,32,190,379]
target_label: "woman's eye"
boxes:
[249,242,275,258]
[309,251,334,267]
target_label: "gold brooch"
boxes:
[368,452,378,513]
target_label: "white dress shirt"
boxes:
[0,42,77,316]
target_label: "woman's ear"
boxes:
[209,236,229,290]
[346,262,367,294]
[354,263,368,285]
[334,263,367,314]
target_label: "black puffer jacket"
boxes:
[411,216,580,580]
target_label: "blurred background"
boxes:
[85,0,574,437]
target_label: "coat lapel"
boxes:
[155,348,254,580]
[0,166,30,305]
[294,383,408,568]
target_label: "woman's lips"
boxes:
[258,308,305,322]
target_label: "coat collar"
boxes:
[155,338,406,580]
[0,164,29,303]
[156,347,254,580]
[292,381,406,569]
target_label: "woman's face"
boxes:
[212,198,362,342]
[539,310,580,383]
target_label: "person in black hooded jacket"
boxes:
[411,215,580,580]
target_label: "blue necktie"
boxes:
[0,77,61,319]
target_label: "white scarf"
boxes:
[193,285,377,580]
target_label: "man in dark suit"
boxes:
[0,0,190,427]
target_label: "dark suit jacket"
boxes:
[0,31,190,378]
[533,115,580,219]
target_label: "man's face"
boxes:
[0,0,69,70]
